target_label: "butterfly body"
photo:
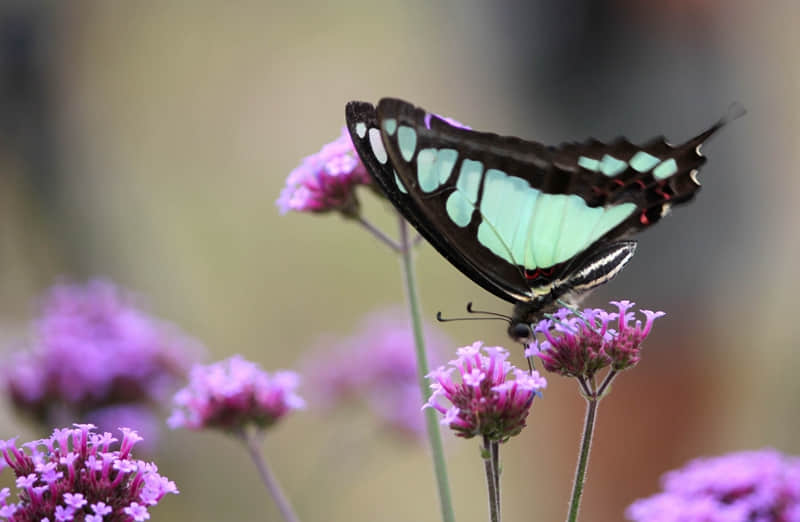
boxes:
[346,98,735,343]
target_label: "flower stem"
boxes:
[482,436,501,522]
[240,428,301,522]
[355,214,402,252]
[566,370,620,522]
[525,352,537,374]
[398,214,456,522]
[597,370,617,398]
[491,440,501,516]
[567,395,597,522]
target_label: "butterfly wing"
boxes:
[345,101,520,303]
[369,98,729,301]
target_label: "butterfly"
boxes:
[345,98,739,344]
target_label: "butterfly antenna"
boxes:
[436,311,510,323]
[465,302,512,321]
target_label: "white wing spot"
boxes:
[369,128,388,164]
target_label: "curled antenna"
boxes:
[435,311,509,323]
[436,302,511,324]
[466,302,512,321]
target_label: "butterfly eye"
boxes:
[509,323,533,344]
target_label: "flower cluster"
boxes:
[528,301,664,378]
[277,127,372,215]
[168,355,304,431]
[304,308,450,440]
[3,280,199,439]
[0,424,177,521]
[425,342,547,441]
[626,449,800,521]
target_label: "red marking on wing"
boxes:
[524,267,556,281]
[655,183,672,200]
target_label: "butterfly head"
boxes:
[508,321,535,345]
[508,295,563,345]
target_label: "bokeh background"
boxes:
[1,1,798,521]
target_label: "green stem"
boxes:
[566,396,597,522]
[482,436,501,522]
[566,373,614,522]
[491,440,501,518]
[397,215,456,522]
[355,214,402,252]
[239,428,301,522]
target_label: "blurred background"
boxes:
[1,1,798,520]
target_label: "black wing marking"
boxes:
[375,98,732,292]
[345,101,520,303]
[375,99,537,302]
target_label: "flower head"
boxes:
[168,355,304,431]
[0,424,177,521]
[304,307,450,440]
[3,280,200,440]
[277,127,371,216]
[528,301,664,378]
[425,341,546,441]
[626,449,800,521]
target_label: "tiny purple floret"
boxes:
[277,128,371,216]
[529,301,665,378]
[168,355,304,431]
[425,341,546,441]
[0,424,177,521]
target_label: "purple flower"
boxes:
[304,307,451,440]
[168,355,304,431]
[277,128,372,216]
[528,301,664,378]
[85,405,160,453]
[626,449,800,521]
[0,424,177,521]
[3,280,200,442]
[425,341,546,441]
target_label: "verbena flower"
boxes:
[425,341,546,441]
[0,424,177,521]
[85,406,161,454]
[304,307,450,440]
[3,280,200,441]
[626,449,800,521]
[167,355,304,431]
[277,127,371,216]
[528,301,664,378]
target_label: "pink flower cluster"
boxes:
[304,308,450,440]
[0,424,177,521]
[627,449,800,521]
[425,342,546,441]
[528,301,664,378]
[3,280,199,440]
[277,128,371,215]
[168,355,304,431]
